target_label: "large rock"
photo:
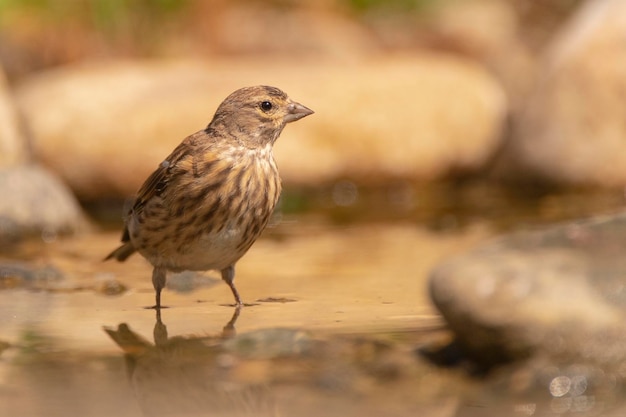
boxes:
[0,68,28,166]
[0,165,88,242]
[15,56,506,200]
[0,65,87,242]
[427,0,537,113]
[498,0,626,186]
[429,212,626,368]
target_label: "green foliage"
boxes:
[346,0,437,13]
[0,0,190,25]
[89,0,189,29]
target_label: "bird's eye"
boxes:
[260,101,273,112]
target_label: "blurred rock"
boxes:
[223,328,314,359]
[429,211,626,368]
[15,56,506,200]
[496,0,626,186]
[427,0,537,113]
[0,164,88,242]
[94,275,128,296]
[0,67,28,166]
[166,270,219,293]
[0,61,88,242]
[0,261,64,290]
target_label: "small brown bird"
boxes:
[105,86,313,308]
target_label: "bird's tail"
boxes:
[104,242,136,262]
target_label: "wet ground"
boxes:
[2,183,626,416]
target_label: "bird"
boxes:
[105,85,313,309]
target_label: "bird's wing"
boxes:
[112,142,192,246]
[131,137,197,215]
[109,133,205,251]
[117,130,230,245]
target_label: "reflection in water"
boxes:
[103,309,461,417]
[7,182,626,416]
[103,307,626,417]
[104,308,276,417]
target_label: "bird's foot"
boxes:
[144,304,170,310]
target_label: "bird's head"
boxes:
[208,85,314,148]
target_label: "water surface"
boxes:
[2,183,626,416]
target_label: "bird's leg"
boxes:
[221,306,241,339]
[153,308,168,346]
[151,267,167,309]
[221,265,243,307]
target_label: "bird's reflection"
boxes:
[104,308,276,417]
[151,306,240,347]
[104,311,481,416]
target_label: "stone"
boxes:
[15,56,506,200]
[427,0,537,113]
[0,67,28,166]
[0,164,88,242]
[223,328,314,359]
[497,0,626,186]
[0,261,64,290]
[0,61,88,242]
[429,211,626,368]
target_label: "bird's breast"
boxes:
[132,150,282,272]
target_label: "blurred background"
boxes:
[0,0,580,78]
[4,2,626,416]
[5,0,626,241]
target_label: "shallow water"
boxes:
[0,219,483,417]
[2,184,626,416]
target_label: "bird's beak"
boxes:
[284,101,314,123]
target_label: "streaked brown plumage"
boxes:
[105,86,313,308]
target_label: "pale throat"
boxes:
[223,141,276,164]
